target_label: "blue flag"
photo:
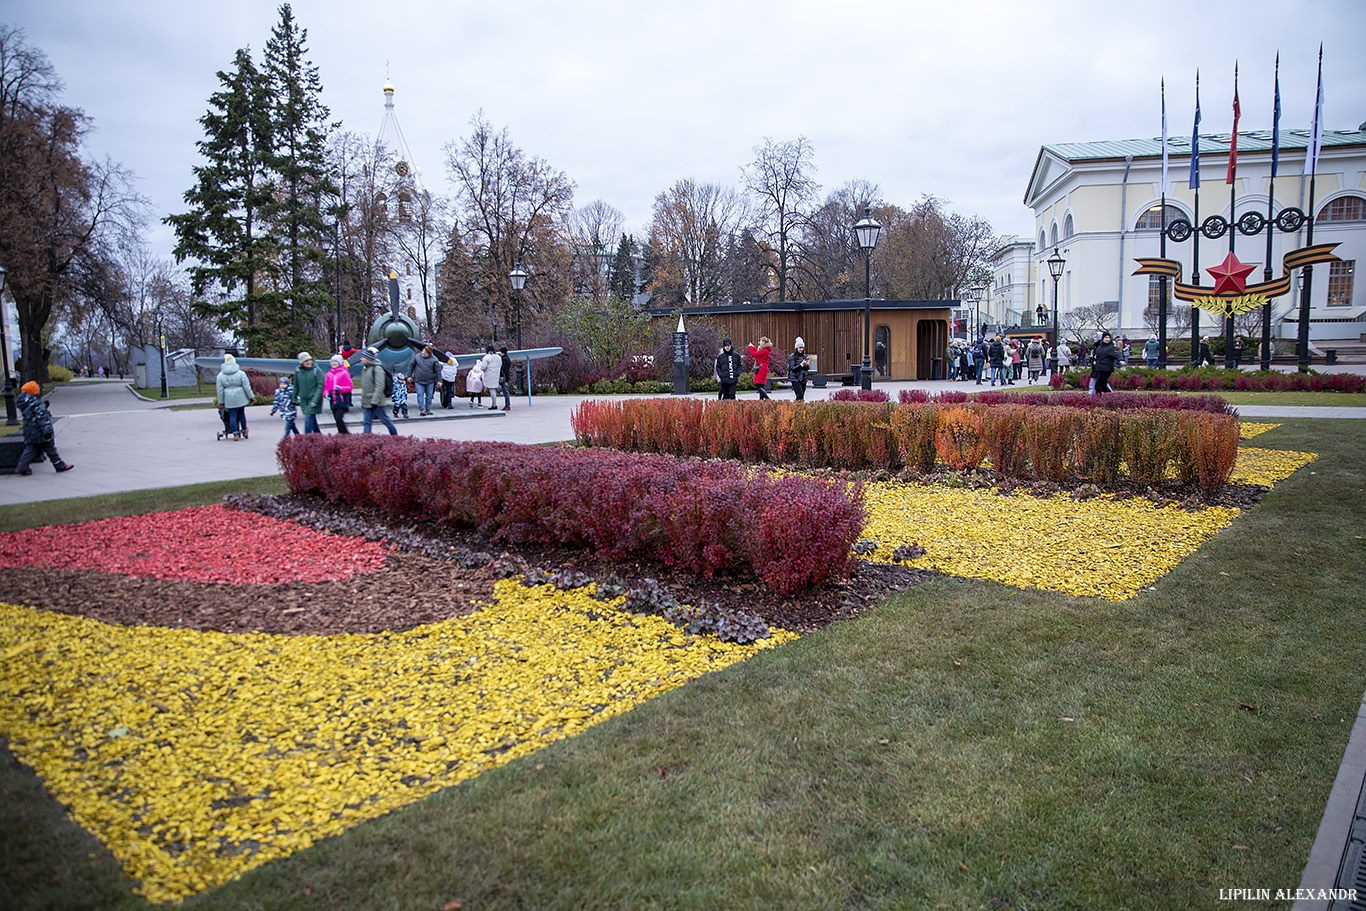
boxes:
[1271,53,1281,179]
[1189,71,1201,189]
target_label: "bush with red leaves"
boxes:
[278,436,865,595]
[0,504,388,584]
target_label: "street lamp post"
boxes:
[0,266,15,424]
[853,206,882,391]
[1046,247,1066,372]
[508,264,527,349]
[508,264,529,403]
[968,284,985,339]
[963,286,979,341]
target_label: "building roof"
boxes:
[1025,128,1366,208]
[1041,128,1366,163]
[646,299,952,317]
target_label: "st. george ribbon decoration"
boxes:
[1133,241,1341,316]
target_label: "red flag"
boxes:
[1227,64,1240,184]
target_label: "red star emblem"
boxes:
[1206,251,1257,296]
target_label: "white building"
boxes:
[1023,127,1366,343]
[989,236,1039,331]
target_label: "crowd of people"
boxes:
[213,343,522,441]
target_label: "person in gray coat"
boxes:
[215,354,255,440]
[405,345,442,415]
[359,347,398,434]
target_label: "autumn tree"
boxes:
[0,26,144,383]
[743,136,819,302]
[879,195,994,300]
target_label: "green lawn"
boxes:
[2,421,1363,910]
[127,383,212,401]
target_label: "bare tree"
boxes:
[566,199,624,300]
[442,112,575,341]
[743,136,819,302]
[647,178,747,306]
[1063,302,1120,342]
[797,180,882,301]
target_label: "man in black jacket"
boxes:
[498,347,513,410]
[716,338,742,400]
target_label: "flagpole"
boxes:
[1296,45,1323,374]
[1224,62,1239,369]
[1261,53,1279,372]
[1159,77,1169,368]
[1190,71,1202,368]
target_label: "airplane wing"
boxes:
[442,347,563,368]
[194,356,304,374]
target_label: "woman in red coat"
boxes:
[748,336,773,400]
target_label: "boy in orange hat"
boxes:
[13,381,73,475]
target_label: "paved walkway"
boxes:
[3,377,1365,905]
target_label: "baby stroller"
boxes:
[216,405,248,440]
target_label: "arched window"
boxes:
[1319,195,1366,223]
[1050,223,1059,247]
[1135,204,1185,230]
[1038,230,1046,252]
[1063,214,1075,238]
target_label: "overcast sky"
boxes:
[9,0,1365,262]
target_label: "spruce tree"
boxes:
[262,2,337,353]
[165,47,277,351]
[608,232,638,303]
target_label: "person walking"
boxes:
[465,361,486,407]
[359,347,398,434]
[406,345,441,415]
[270,376,300,438]
[439,353,460,408]
[1198,336,1212,368]
[215,353,254,440]
[748,337,773,399]
[788,337,811,401]
[1231,335,1245,368]
[987,336,1006,386]
[324,354,353,433]
[1008,338,1022,383]
[13,382,73,474]
[1144,334,1161,367]
[478,345,502,412]
[294,352,326,434]
[1026,337,1046,383]
[390,371,410,419]
[1056,340,1072,374]
[716,338,742,400]
[497,346,513,411]
[1091,332,1119,394]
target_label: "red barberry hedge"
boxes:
[277,436,865,595]
[571,398,1241,496]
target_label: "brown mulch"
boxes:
[0,495,930,637]
[0,468,1264,639]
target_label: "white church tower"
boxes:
[375,79,439,332]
